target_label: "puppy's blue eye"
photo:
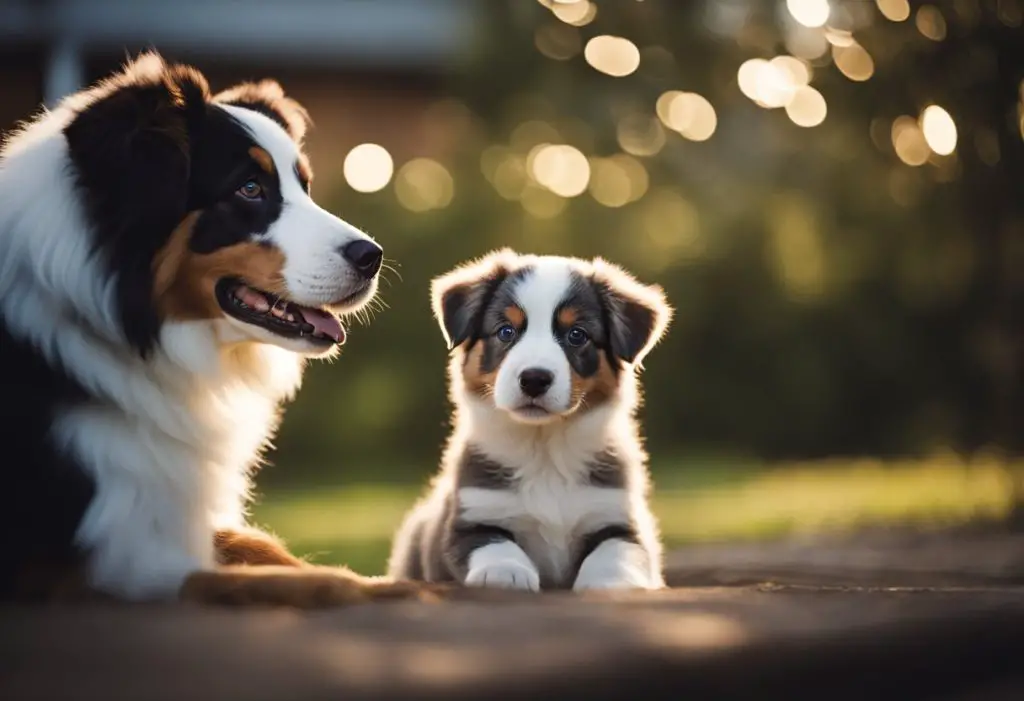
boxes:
[566,326,588,347]
[496,324,517,343]
[237,179,263,199]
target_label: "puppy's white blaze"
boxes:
[574,539,662,591]
[465,540,540,591]
[221,105,379,308]
[493,262,575,416]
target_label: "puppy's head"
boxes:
[432,249,672,425]
[61,52,383,358]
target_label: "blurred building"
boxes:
[0,0,475,190]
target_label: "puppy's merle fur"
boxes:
[388,249,672,591]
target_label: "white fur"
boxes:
[492,261,576,419]
[465,540,540,591]
[574,538,660,591]
[0,96,372,600]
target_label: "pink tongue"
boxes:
[299,306,345,344]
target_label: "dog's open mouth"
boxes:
[215,277,345,346]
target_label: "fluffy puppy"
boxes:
[388,249,672,592]
[0,51,436,607]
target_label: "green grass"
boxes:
[250,455,1024,576]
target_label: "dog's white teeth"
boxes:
[234,285,270,312]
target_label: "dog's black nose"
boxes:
[341,239,383,279]
[519,368,554,398]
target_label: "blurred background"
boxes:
[2,0,1022,575]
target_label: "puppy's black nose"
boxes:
[341,239,383,279]
[519,368,554,398]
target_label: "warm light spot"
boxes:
[638,188,704,268]
[832,43,875,81]
[395,158,454,212]
[584,35,641,77]
[770,55,812,87]
[786,0,830,28]
[535,23,582,60]
[588,154,648,207]
[617,114,666,156]
[785,85,827,127]
[528,144,591,197]
[521,184,567,219]
[876,0,910,22]
[663,92,718,141]
[480,145,510,183]
[343,143,393,193]
[737,58,798,109]
[551,0,596,26]
[824,28,856,47]
[492,155,528,200]
[915,5,947,40]
[785,25,829,60]
[920,105,957,156]
[656,90,683,126]
[892,116,931,166]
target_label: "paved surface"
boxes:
[3,585,1024,701]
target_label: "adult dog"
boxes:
[0,52,433,607]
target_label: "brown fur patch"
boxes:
[461,343,497,396]
[571,352,619,411]
[504,305,525,328]
[249,146,275,175]
[558,307,579,327]
[215,527,306,567]
[153,212,288,321]
[213,79,312,144]
[179,566,447,608]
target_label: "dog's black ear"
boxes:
[591,259,673,367]
[63,51,210,355]
[431,248,519,350]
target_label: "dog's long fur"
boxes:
[0,52,435,606]
[388,250,671,592]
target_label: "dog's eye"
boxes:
[566,326,589,347]
[237,179,264,200]
[496,324,517,343]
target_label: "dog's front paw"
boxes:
[465,561,540,591]
[573,569,654,592]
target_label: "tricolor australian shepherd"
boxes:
[0,52,432,606]
[388,250,672,592]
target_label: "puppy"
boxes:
[0,51,436,607]
[388,249,672,592]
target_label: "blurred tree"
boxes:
[271,0,1024,484]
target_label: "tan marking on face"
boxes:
[461,343,498,397]
[558,307,579,327]
[249,146,276,175]
[153,211,288,321]
[570,352,619,412]
[504,305,525,328]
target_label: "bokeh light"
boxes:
[584,35,641,77]
[343,143,393,193]
[737,57,808,109]
[876,0,911,22]
[832,43,875,82]
[617,114,666,156]
[915,5,947,41]
[588,154,648,207]
[528,143,591,197]
[785,85,827,127]
[394,158,454,212]
[891,116,930,166]
[551,0,596,26]
[786,0,830,28]
[521,183,567,218]
[920,105,957,156]
[535,23,582,60]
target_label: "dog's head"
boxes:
[431,249,672,424]
[47,52,382,358]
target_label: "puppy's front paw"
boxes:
[573,569,655,592]
[465,561,540,591]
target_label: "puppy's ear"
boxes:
[63,51,210,355]
[213,79,311,144]
[431,248,519,350]
[591,259,673,367]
